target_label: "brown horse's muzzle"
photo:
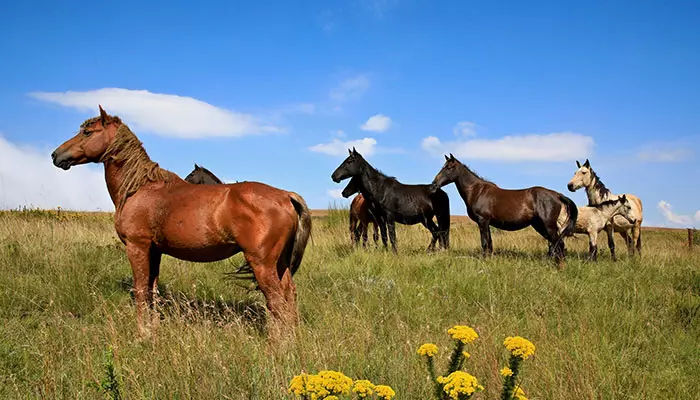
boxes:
[567,183,576,192]
[51,149,73,170]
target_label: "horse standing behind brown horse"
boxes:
[430,154,577,266]
[51,106,311,334]
[349,194,379,247]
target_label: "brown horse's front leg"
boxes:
[477,220,492,256]
[125,242,155,335]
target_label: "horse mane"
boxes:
[99,124,175,208]
[593,197,621,208]
[588,167,611,201]
[459,161,493,184]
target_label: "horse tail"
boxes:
[433,188,451,249]
[288,191,312,277]
[559,194,578,237]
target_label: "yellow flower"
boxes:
[437,371,484,399]
[447,325,478,344]
[514,386,528,400]
[462,351,470,359]
[325,397,339,400]
[417,343,439,357]
[288,373,310,395]
[352,380,375,398]
[316,370,353,395]
[374,384,396,399]
[500,367,513,377]
[503,336,536,360]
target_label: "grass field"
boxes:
[0,208,698,399]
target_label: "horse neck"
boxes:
[585,175,614,205]
[597,203,621,221]
[103,160,128,207]
[453,164,482,196]
[357,163,387,200]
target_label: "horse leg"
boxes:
[423,218,440,253]
[606,224,617,261]
[361,221,369,247]
[633,223,642,255]
[248,255,292,329]
[387,215,398,254]
[588,231,598,262]
[435,210,450,250]
[349,216,358,246]
[372,222,379,247]
[279,267,298,325]
[376,216,389,249]
[125,242,155,335]
[477,220,492,256]
[619,229,634,256]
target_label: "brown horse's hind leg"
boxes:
[477,219,493,255]
[125,242,156,335]
[247,250,295,330]
[606,224,617,261]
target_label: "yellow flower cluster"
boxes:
[325,397,339,400]
[288,370,353,399]
[499,367,513,377]
[352,380,375,398]
[462,351,470,359]
[514,386,528,400]
[503,336,536,360]
[417,343,439,357]
[374,384,396,399]
[447,325,478,344]
[437,371,484,399]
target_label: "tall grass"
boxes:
[0,209,698,398]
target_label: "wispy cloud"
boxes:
[309,137,377,157]
[657,200,700,226]
[329,75,370,103]
[0,134,113,211]
[360,114,392,132]
[422,132,594,162]
[29,88,281,139]
[637,148,692,163]
[453,121,478,137]
[362,0,400,18]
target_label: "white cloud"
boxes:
[422,132,594,162]
[0,135,113,211]
[657,200,700,226]
[360,114,392,132]
[309,138,377,157]
[331,129,346,138]
[329,76,370,102]
[327,189,344,199]
[637,148,691,163]
[29,88,281,139]
[453,121,478,137]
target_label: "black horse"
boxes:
[430,154,577,266]
[184,164,224,184]
[332,148,450,253]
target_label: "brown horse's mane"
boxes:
[99,123,177,208]
[459,162,494,184]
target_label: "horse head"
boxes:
[429,153,460,193]
[567,159,593,192]
[51,105,122,170]
[331,147,365,183]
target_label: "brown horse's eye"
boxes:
[83,130,92,137]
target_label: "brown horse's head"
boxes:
[429,153,460,192]
[331,147,365,183]
[567,159,593,192]
[51,105,121,170]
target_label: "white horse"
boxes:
[575,195,636,261]
[567,159,643,260]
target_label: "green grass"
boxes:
[0,209,698,399]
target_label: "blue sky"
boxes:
[0,0,698,227]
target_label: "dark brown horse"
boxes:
[51,106,311,333]
[342,177,379,247]
[184,164,224,184]
[430,154,577,266]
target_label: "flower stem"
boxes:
[500,355,523,400]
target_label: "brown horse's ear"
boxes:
[194,163,199,169]
[348,148,352,156]
[444,154,449,161]
[620,194,627,202]
[352,146,357,154]
[99,105,110,125]
[449,153,455,160]
[583,159,590,167]
[576,160,581,168]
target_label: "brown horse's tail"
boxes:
[558,194,578,238]
[288,191,312,277]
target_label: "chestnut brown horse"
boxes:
[51,106,311,333]
[430,154,577,266]
[342,177,379,247]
